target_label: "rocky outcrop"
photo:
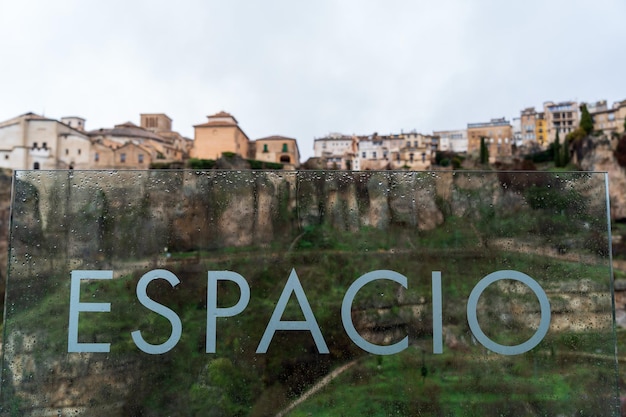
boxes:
[575,135,626,220]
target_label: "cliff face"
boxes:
[15,171,446,260]
[575,135,626,220]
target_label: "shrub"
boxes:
[247,160,283,170]
[187,158,216,169]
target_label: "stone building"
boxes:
[0,112,92,170]
[253,135,300,169]
[140,113,193,158]
[88,120,184,169]
[467,118,513,161]
[395,132,432,170]
[191,112,252,160]
[586,99,626,136]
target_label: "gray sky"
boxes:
[1,0,625,160]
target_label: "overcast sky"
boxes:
[1,0,625,160]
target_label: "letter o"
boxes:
[467,270,550,355]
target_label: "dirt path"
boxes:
[274,359,360,417]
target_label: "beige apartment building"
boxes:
[467,118,513,160]
[192,112,251,160]
[618,101,626,134]
[520,108,538,143]
[587,100,626,136]
[253,135,300,169]
[395,132,433,170]
[536,113,547,145]
[543,101,579,143]
[519,108,547,146]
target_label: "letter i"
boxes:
[432,271,443,354]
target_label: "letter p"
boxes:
[206,271,250,353]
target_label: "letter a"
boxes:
[256,269,329,354]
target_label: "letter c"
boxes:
[342,270,408,355]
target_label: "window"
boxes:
[372,151,377,159]
[32,142,38,149]
[120,153,126,163]
[362,152,366,158]
[94,152,99,162]
[263,144,268,153]
[65,149,69,155]
[78,149,81,155]
[42,142,47,150]
[34,162,40,170]
[282,143,288,152]
[138,154,144,164]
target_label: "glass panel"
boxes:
[1,170,618,416]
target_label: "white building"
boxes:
[0,112,92,170]
[433,129,468,153]
[313,133,357,170]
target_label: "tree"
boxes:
[579,104,594,135]
[480,137,489,165]
[554,130,562,167]
[615,134,626,167]
[562,137,570,166]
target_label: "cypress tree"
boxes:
[579,104,594,135]
[562,137,570,167]
[480,137,489,165]
[554,130,562,167]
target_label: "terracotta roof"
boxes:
[88,123,165,142]
[0,112,52,127]
[255,135,297,141]
[210,110,234,118]
[115,121,138,128]
[206,111,238,124]
[194,121,239,128]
